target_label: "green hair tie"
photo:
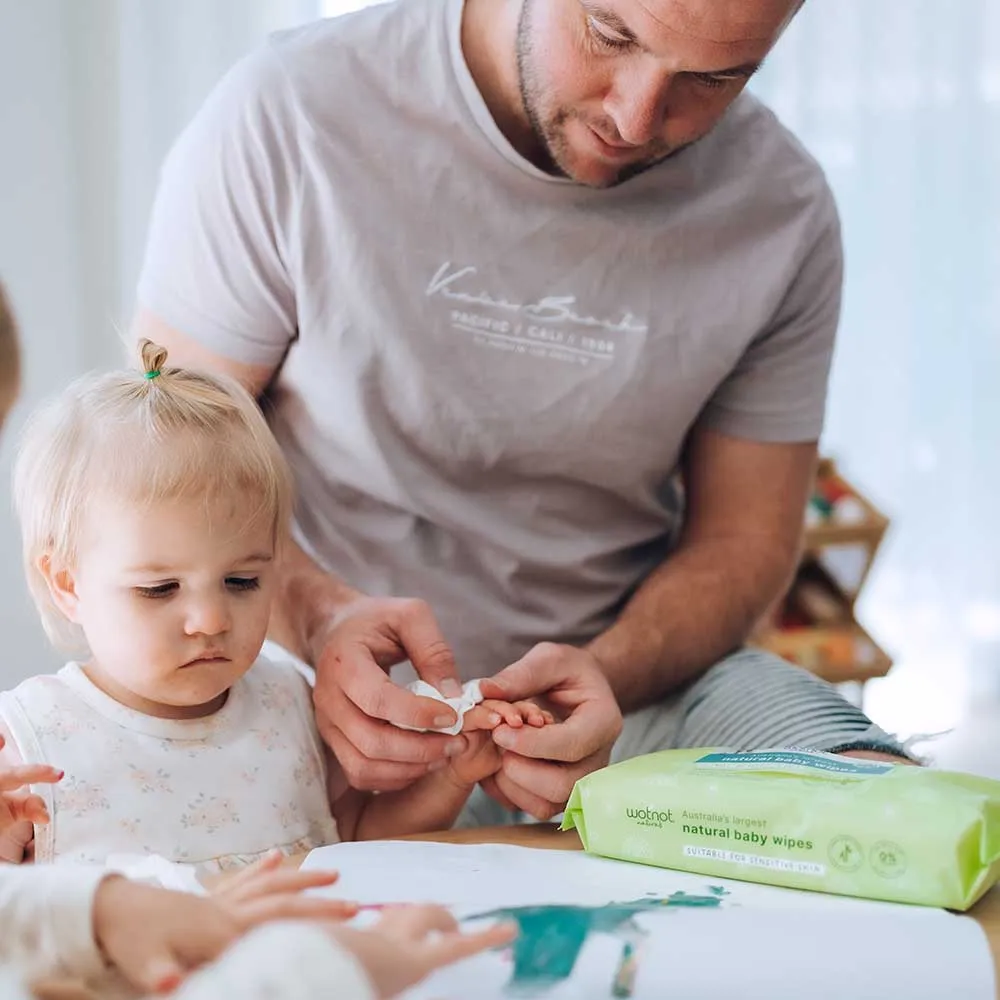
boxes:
[144,370,161,380]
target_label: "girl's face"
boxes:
[42,491,278,719]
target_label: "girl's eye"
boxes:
[136,583,178,599]
[587,16,632,51]
[226,577,260,593]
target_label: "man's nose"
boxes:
[604,63,672,147]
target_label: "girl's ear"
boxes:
[37,554,82,624]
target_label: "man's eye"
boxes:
[136,583,178,599]
[226,577,260,593]
[691,73,733,90]
[587,16,632,51]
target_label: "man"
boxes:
[133,0,910,827]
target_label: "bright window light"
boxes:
[321,0,384,15]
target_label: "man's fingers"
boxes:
[478,774,518,814]
[346,670,458,731]
[491,768,564,822]
[393,600,462,697]
[0,764,64,791]
[320,678,460,759]
[500,749,600,805]
[478,644,566,704]
[323,724,447,791]
[330,698,465,765]
[491,698,616,762]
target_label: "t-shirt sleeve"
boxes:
[136,44,300,369]
[700,189,843,443]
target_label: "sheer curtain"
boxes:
[752,2,1000,732]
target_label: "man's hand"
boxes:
[478,644,623,820]
[94,851,357,993]
[332,905,516,1000]
[312,596,469,792]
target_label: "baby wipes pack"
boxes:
[561,748,1000,910]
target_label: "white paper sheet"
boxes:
[302,841,996,1000]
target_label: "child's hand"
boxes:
[447,700,554,786]
[210,848,359,926]
[94,851,358,993]
[0,733,62,862]
[333,905,516,999]
[464,699,554,733]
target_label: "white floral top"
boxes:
[0,657,339,873]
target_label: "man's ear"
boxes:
[37,553,82,624]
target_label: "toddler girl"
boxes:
[0,340,548,871]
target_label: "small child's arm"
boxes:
[0,863,108,980]
[331,701,553,842]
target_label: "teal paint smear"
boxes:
[467,888,729,997]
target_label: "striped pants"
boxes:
[456,647,905,828]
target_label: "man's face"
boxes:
[515,0,800,188]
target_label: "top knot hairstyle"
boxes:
[140,338,168,380]
[13,338,293,649]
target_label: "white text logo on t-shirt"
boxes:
[426,262,648,367]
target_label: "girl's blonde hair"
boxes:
[13,339,293,650]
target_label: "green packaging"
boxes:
[561,748,1000,910]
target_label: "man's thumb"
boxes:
[398,609,462,697]
[481,643,556,702]
[478,662,526,702]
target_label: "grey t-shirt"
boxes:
[137,0,842,680]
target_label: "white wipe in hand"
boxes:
[398,679,484,735]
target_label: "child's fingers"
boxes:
[460,704,502,732]
[235,894,359,927]
[479,700,527,729]
[427,921,518,968]
[213,850,296,897]
[0,764,63,791]
[25,977,99,1000]
[230,848,284,880]
[137,955,186,995]
[377,903,460,940]
[220,866,341,903]
[510,701,546,727]
[525,707,555,727]
[7,791,50,824]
